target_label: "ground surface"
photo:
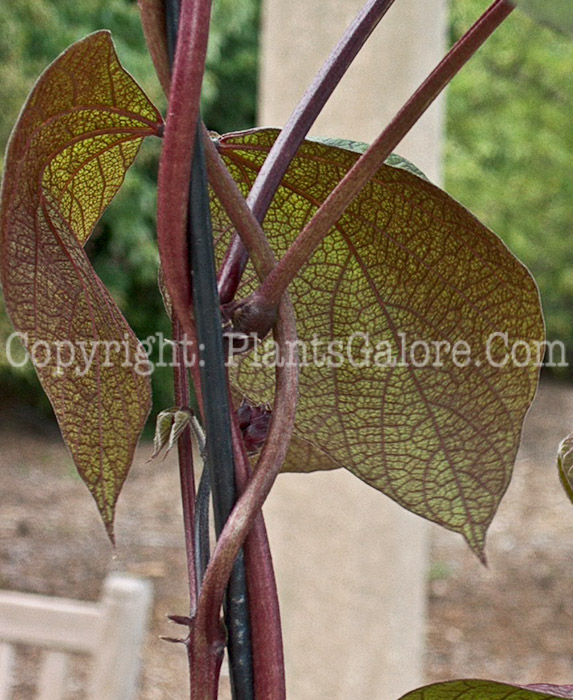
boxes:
[0,378,572,698]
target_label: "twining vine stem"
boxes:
[246,0,516,321]
[172,319,198,605]
[217,0,398,304]
[160,0,255,697]
[150,1,515,698]
[191,293,298,698]
[188,121,255,699]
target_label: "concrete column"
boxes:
[259,0,446,183]
[259,1,446,699]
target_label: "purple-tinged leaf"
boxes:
[398,679,573,700]
[0,32,163,539]
[212,128,544,558]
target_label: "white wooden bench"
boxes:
[0,573,152,700]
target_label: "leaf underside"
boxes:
[398,679,573,700]
[0,32,163,539]
[212,129,544,558]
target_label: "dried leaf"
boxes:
[398,680,573,700]
[0,32,163,539]
[212,129,544,558]
[168,407,194,452]
[150,406,202,459]
[152,407,179,459]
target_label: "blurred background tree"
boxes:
[0,0,570,423]
[447,0,572,367]
[0,0,260,420]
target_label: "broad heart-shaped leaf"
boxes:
[212,129,544,558]
[0,32,163,539]
[398,680,573,700]
[515,0,573,37]
[558,432,573,505]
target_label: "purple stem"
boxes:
[156,0,211,344]
[203,126,288,698]
[192,292,299,696]
[217,0,398,304]
[252,0,516,312]
[172,319,198,607]
[230,405,287,700]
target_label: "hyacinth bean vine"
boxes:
[0,0,571,698]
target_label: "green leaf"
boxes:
[398,680,573,699]
[0,32,163,539]
[558,431,573,504]
[311,136,429,180]
[212,128,544,558]
[515,0,573,36]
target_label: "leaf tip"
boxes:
[90,487,118,546]
[462,523,488,565]
[104,518,116,547]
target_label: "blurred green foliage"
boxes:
[0,0,260,419]
[0,0,571,421]
[447,0,573,366]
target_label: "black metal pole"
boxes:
[164,2,254,697]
